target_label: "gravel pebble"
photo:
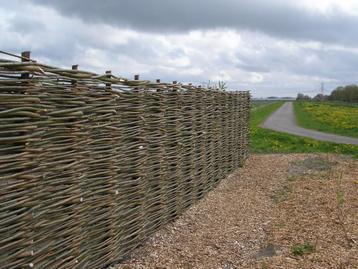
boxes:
[114,154,358,269]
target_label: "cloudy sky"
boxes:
[1,0,358,97]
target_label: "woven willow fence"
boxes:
[0,52,250,269]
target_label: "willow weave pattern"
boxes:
[0,55,250,269]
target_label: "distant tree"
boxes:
[313,93,328,101]
[296,93,311,101]
[296,93,304,100]
[329,85,358,103]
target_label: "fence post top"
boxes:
[21,51,31,62]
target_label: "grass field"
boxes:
[294,101,358,138]
[251,100,277,110]
[250,102,358,158]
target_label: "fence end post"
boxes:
[106,70,112,89]
[21,51,30,79]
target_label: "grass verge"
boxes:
[294,101,358,138]
[291,242,316,256]
[250,102,358,158]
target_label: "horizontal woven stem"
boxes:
[0,54,250,269]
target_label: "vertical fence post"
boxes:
[18,50,34,268]
[21,51,30,79]
[106,70,112,89]
[156,79,161,94]
[133,74,139,92]
[71,65,78,85]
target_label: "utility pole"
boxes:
[320,82,325,95]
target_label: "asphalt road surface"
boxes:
[261,102,358,146]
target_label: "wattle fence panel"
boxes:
[0,52,250,269]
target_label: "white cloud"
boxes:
[1,0,358,97]
[297,0,358,15]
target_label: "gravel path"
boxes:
[261,102,358,145]
[114,154,358,269]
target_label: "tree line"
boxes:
[296,84,358,103]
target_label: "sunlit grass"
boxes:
[294,101,358,138]
[250,102,358,158]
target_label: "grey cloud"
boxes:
[234,39,358,82]
[2,0,358,97]
[31,0,358,46]
[236,63,271,73]
[7,17,46,34]
[280,47,358,80]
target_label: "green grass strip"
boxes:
[294,101,358,139]
[250,102,358,158]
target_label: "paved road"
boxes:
[261,102,358,146]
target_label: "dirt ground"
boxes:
[114,154,358,269]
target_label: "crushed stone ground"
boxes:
[114,154,358,269]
